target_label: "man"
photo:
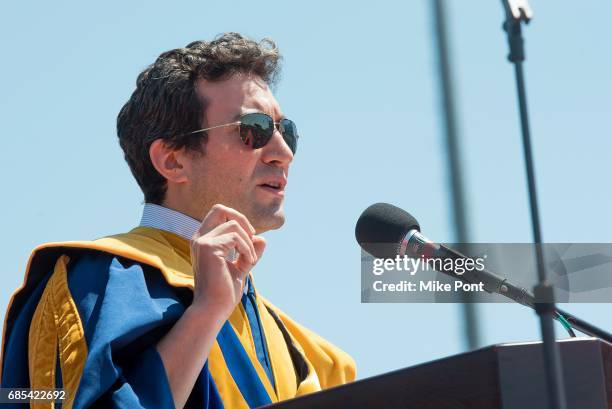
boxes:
[1,33,355,408]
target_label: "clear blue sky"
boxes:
[1,1,611,379]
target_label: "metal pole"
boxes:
[431,0,481,350]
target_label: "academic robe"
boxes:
[1,227,356,408]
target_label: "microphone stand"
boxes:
[500,2,568,409]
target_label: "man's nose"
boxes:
[261,129,294,167]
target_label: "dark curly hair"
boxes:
[117,32,282,204]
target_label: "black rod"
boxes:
[557,308,612,342]
[501,3,568,408]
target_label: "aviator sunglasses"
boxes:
[185,112,298,154]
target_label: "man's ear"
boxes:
[149,139,188,183]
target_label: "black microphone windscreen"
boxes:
[355,203,420,258]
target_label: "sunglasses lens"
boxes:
[239,113,299,154]
[280,119,298,154]
[240,113,273,149]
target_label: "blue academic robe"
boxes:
[1,228,356,408]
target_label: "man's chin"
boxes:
[252,208,285,233]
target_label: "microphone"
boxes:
[355,202,535,307]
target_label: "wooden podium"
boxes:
[265,338,612,409]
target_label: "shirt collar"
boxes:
[139,203,201,241]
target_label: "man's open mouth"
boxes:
[260,181,281,190]
[258,177,287,195]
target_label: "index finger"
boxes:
[194,203,256,239]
